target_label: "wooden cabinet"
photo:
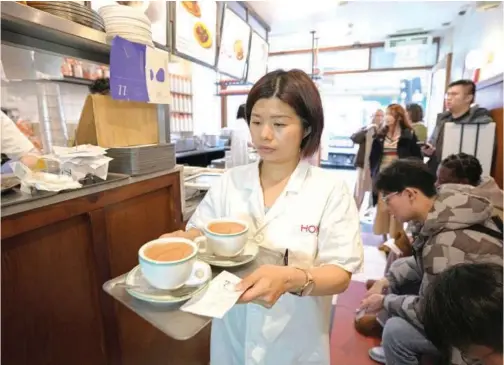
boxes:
[476,74,503,189]
[1,171,211,365]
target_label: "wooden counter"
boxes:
[1,169,211,365]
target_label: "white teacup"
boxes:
[196,218,249,257]
[138,237,211,290]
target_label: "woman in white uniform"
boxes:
[162,69,364,365]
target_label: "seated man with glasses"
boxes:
[359,159,503,365]
[423,262,503,365]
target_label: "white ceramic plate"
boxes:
[198,241,259,268]
[124,262,211,304]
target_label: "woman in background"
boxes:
[369,104,422,243]
[406,103,427,144]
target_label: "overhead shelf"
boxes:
[0,2,168,65]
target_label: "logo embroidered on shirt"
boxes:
[300,225,319,234]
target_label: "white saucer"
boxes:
[123,262,211,304]
[198,242,259,268]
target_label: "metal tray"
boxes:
[184,172,223,191]
[102,246,285,340]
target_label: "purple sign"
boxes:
[110,36,149,102]
[110,37,170,104]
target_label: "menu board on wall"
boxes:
[175,1,218,68]
[246,31,269,84]
[217,8,251,79]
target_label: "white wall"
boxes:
[191,63,221,135]
[444,3,503,81]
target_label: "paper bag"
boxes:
[74,94,159,148]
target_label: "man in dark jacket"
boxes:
[423,79,493,173]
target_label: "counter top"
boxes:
[176,147,227,158]
[1,166,182,218]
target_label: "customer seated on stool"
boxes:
[358,159,503,365]
[436,152,503,219]
[423,263,503,365]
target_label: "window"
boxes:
[370,44,437,69]
[318,49,369,72]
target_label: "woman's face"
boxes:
[249,97,304,163]
[385,110,396,127]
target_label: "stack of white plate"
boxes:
[98,4,153,47]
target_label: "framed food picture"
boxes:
[217,7,251,80]
[246,31,269,84]
[174,1,218,68]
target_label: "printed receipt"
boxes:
[181,271,244,319]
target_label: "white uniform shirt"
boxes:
[188,160,364,365]
[1,111,35,159]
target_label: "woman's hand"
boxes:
[359,294,385,313]
[236,265,303,308]
[159,228,202,241]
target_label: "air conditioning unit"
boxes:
[385,34,433,51]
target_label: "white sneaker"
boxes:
[369,346,386,364]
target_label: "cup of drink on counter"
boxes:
[195,219,249,257]
[138,237,211,290]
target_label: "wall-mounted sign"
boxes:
[174,1,218,68]
[110,36,170,104]
[217,8,251,79]
[246,31,268,84]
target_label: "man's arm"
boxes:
[350,127,368,144]
[384,233,468,330]
[385,256,422,292]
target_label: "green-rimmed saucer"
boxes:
[123,263,211,304]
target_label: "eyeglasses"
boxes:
[381,191,400,204]
[460,350,495,365]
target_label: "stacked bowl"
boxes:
[98,4,153,47]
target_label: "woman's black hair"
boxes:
[440,153,483,186]
[406,103,424,123]
[236,104,246,120]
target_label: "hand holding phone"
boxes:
[421,143,435,157]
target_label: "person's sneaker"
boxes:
[355,313,383,338]
[369,346,386,364]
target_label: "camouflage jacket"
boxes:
[384,190,503,331]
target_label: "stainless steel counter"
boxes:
[1,166,183,218]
